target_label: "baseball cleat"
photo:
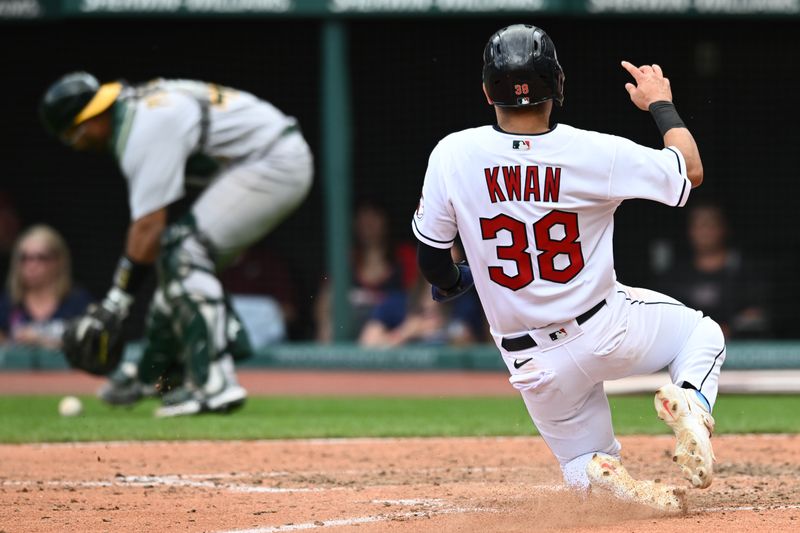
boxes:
[586,454,687,514]
[204,384,247,413]
[97,363,155,406]
[655,384,716,489]
[154,357,247,418]
[154,384,247,418]
[97,378,143,406]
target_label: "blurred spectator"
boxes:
[359,242,487,347]
[0,225,92,349]
[220,241,302,346]
[358,277,486,347]
[315,199,417,342]
[0,191,22,284]
[653,202,772,338]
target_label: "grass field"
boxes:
[1,395,799,443]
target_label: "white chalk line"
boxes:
[1,474,563,496]
[220,508,491,533]
[232,508,495,533]
[0,475,326,494]
[6,472,796,514]
[221,493,800,533]
[7,471,797,532]
[217,498,496,533]
[214,497,800,533]
[0,465,551,492]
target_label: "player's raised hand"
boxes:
[621,61,673,111]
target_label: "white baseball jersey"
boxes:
[111,79,298,220]
[412,123,690,338]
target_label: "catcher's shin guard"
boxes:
[179,285,225,386]
[225,296,253,362]
[137,288,181,385]
[159,217,248,388]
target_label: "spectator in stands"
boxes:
[358,277,485,347]
[0,191,22,284]
[315,198,416,342]
[220,240,303,346]
[359,242,487,347]
[0,225,92,349]
[653,201,772,338]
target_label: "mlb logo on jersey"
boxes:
[512,140,531,151]
[549,328,568,341]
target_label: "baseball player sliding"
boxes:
[413,24,724,512]
[40,73,313,417]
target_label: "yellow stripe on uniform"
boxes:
[73,82,123,126]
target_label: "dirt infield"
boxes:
[2,434,799,532]
[2,370,800,531]
[6,369,800,397]
[0,370,516,397]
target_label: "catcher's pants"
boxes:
[141,131,312,389]
[500,283,725,480]
[192,130,313,262]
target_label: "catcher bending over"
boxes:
[40,73,313,417]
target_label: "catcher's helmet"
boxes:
[39,72,100,136]
[39,72,121,136]
[482,24,565,107]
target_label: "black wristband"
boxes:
[649,101,686,137]
[113,256,151,295]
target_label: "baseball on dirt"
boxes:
[58,396,83,417]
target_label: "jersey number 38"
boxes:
[479,210,585,290]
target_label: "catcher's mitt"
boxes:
[62,304,125,376]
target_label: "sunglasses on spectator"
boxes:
[20,252,55,263]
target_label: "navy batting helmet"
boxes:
[482,24,565,107]
[39,72,121,136]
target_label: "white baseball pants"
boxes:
[191,130,313,263]
[500,283,726,487]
